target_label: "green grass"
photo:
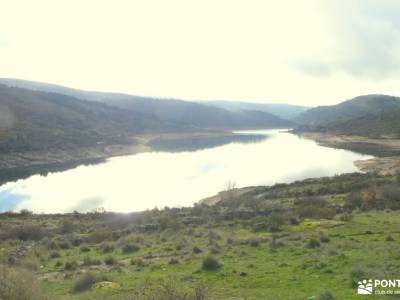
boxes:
[1,173,399,299]
[0,211,397,299]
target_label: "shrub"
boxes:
[82,256,102,266]
[193,246,202,254]
[80,245,91,252]
[339,213,353,222]
[318,291,336,300]
[386,235,395,242]
[64,261,78,271]
[104,256,117,265]
[0,266,46,300]
[100,243,114,253]
[249,238,261,247]
[55,261,62,267]
[131,258,145,267]
[345,192,363,209]
[86,229,113,244]
[298,207,336,219]
[208,230,221,244]
[349,268,365,287]
[210,247,220,254]
[59,220,75,234]
[11,224,47,241]
[266,212,286,232]
[49,251,61,259]
[320,235,330,243]
[73,272,107,292]
[202,256,221,271]
[307,238,321,249]
[58,240,71,250]
[122,243,140,254]
[72,237,83,247]
[169,258,179,265]
[20,255,40,271]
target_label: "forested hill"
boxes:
[0,84,173,154]
[296,109,400,138]
[294,94,400,125]
[0,78,294,130]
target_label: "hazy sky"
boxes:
[1,0,400,106]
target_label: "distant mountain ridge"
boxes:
[294,94,400,125]
[204,100,309,119]
[0,78,294,130]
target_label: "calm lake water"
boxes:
[0,129,372,213]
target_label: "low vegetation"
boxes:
[0,172,399,299]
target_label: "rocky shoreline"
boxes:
[298,132,400,175]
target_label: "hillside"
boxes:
[0,78,294,130]
[294,94,400,125]
[205,100,309,119]
[297,109,400,139]
[0,84,172,154]
[1,172,400,299]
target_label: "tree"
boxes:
[363,186,380,210]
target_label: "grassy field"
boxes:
[0,173,400,299]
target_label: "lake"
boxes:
[0,129,372,213]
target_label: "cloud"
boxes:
[1,0,400,105]
[0,39,10,48]
[294,0,400,80]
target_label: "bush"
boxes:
[193,246,202,254]
[122,243,140,254]
[320,235,330,243]
[0,266,46,300]
[10,224,47,241]
[306,238,321,249]
[298,207,336,219]
[349,268,365,287]
[82,256,102,266]
[100,243,114,253]
[86,229,113,244]
[80,245,91,252]
[49,251,61,259]
[386,235,395,242]
[59,220,75,234]
[318,291,336,300]
[169,258,179,265]
[249,238,260,247]
[104,256,117,265]
[131,258,145,267]
[73,272,106,292]
[202,256,221,271]
[345,192,363,209]
[339,213,353,222]
[266,212,286,232]
[58,240,71,250]
[64,261,78,271]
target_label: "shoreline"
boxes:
[0,130,255,183]
[297,132,400,175]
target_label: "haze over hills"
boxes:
[205,100,309,119]
[294,94,400,125]
[0,78,294,131]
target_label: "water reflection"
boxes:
[0,130,372,213]
[149,133,268,152]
